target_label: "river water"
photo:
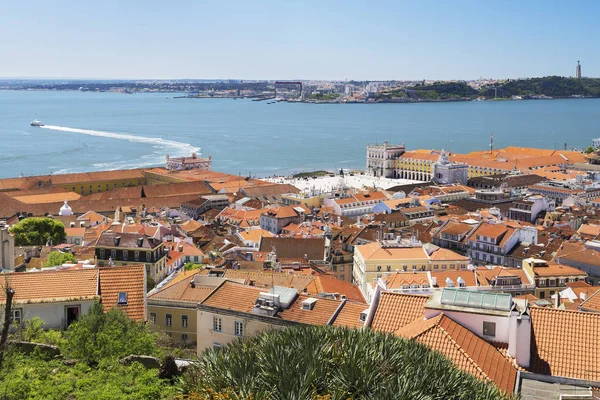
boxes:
[0,90,598,179]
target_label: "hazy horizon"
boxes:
[2,0,599,81]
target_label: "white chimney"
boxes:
[431,276,437,286]
[508,305,531,368]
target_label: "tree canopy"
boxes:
[181,325,511,400]
[43,251,75,268]
[8,217,66,246]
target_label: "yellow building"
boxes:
[522,258,588,300]
[52,169,147,195]
[353,240,469,300]
[147,271,217,344]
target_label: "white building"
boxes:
[432,150,468,185]
[366,141,406,178]
[166,153,211,171]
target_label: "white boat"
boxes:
[30,119,45,127]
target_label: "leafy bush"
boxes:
[181,325,511,400]
[64,303,157,364]
[0,352,175,400]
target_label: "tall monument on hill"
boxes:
[576,61,582,79]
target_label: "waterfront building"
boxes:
[166,153,212,171]
[366,141,405,178]
[432,150,468,185]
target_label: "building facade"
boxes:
[366,142,406,178]
[166,153,212,171]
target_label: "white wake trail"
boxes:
[40,125,201,155]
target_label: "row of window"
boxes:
[150,313,188,328]
[99,249,153,261]
[213,317,244,337]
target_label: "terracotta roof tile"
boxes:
[201,281,263,313]
[279,295,342,326]
[370,292,429,332]
[99,265,146,321]
[0,269,99,304]
[579,288,600,313]
[395,313,518,393]
[332,301,369,329]
[530,307,600,381]
[149,279,214,303]
[304,275,365,303]
[384,272,430,289]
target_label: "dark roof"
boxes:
[451,199,513,216]
[373,212,409,224]
[258,237,326,261]
[468,174,547,188]
[386,181,434,196]
[96,231,162,249]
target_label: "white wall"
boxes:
[424,308,511,344]
[18,300,96,330]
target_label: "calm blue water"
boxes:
[0,91,599,179]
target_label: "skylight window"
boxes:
[117,292,128,305]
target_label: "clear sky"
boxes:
[1,0,598,80]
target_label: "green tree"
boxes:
[44,251,75,268]
[586,146,594,154]
[184,262,202,271]
[182,325,511,399]
[8,218,66,246]
[64,303,157,364]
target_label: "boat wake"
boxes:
[40,125,200,155]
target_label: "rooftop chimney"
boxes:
[190,279,196,288]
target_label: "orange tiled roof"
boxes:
[238,229,273,243]
[530,307,600,381]
[279,295,342,326]
[0,269,98,304]
[99,265,146,321]
[430,270,477,288]
[533,263,587,277]
[355,242,428,261]
[201,281,263,313]
[304,275,365,303]
[428,248,469,262]
[580,288,600,313]
[13,192,81,205]
[476,267,532,286]
[395,313,518,393]
[384,272,430,289]
[332,301,368,329]
[149,279,214,303]
[370,292,429,333]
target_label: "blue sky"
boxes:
[1,0,598,80]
